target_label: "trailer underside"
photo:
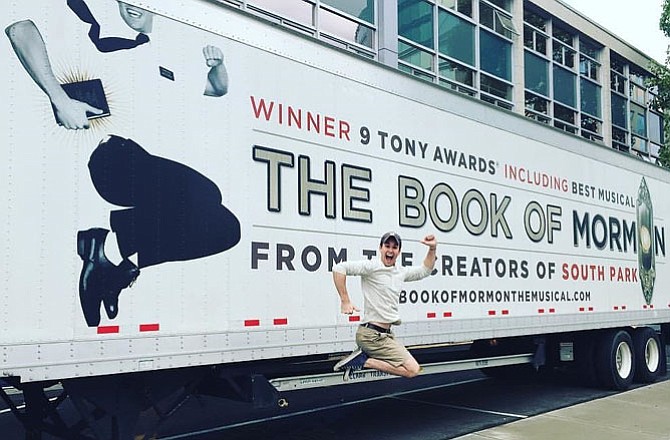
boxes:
[2,326,667,440]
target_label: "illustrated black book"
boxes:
[52,78,110,124]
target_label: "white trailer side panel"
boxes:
[2,0,668,382]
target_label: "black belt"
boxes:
[361,323,391,333]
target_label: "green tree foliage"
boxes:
[661,0,670,36]
[648,0,670,167]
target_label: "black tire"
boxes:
[633,327,663,383]
[595,329,635,390]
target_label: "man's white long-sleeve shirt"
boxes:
[333,259,431,325]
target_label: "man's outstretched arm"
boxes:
[5,19,102,129]
[420,234,437,270]
[333,269,360,315]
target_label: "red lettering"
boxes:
[324,116,335,137]
[250,96,351,140]
[250,95,273,120]
[339,120,350,141]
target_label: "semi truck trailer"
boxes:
[2,0,668,438]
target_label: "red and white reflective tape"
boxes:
[613,305,627,311]
[96,323,161,334]
[578,306,594,312]
[139,323,160,332]
[642,304,655,310]
[243,318,289,327]
[488,310,510,316]
[97,325,119,334]
[425,311,453,319]
[537,308,556,314]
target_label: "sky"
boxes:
[561,0,668,64]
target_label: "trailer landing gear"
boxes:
[0,381,73,440]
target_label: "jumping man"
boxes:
[333,232,437,380]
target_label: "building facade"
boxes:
[220,0,665,163]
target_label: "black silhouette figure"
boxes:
[5,2,239,326]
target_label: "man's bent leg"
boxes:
[365,355,421,378]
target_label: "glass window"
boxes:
[611,93,627,128]
[579,40,599,60]
[486,0,509,12]
[611,72,626,94]
[320,8,373,47]
[480,2,514,38]
[630,83,646,105]
[553,65,576,107]
[524,9,546,31]
[649,88,662,112]
[580,79,601,118]
[438,0,473,17]
[525,51,548,96]
[440,78,477,95]
[630,103,647,137]
[439,57,475,86]
[524,25,547,55]
[649,112,663,145]
[525,92,549,114]
[581,116,601,137]
[438,10,475,65]
[611,56,625,74]
[553,26,574,47]
[481,74,512,100]
[632,136,648,153]
[554,103,576,125]
[399,63,435,81]
[553,43,575,68]
[480,30,511,80]
[248,0,314,26]
[322,0,374,24]
[399,0,434,48]
[629,65,646,86]
[612,127,628,147]
[580,56,599,81]
[495,10,517,38]
[479,2,495,30]
[398,40,434,71]
[353,23,374,47]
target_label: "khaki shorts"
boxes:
[356,325,411,368]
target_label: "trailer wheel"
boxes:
[595,330,635,390]
[633,327,662,383]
